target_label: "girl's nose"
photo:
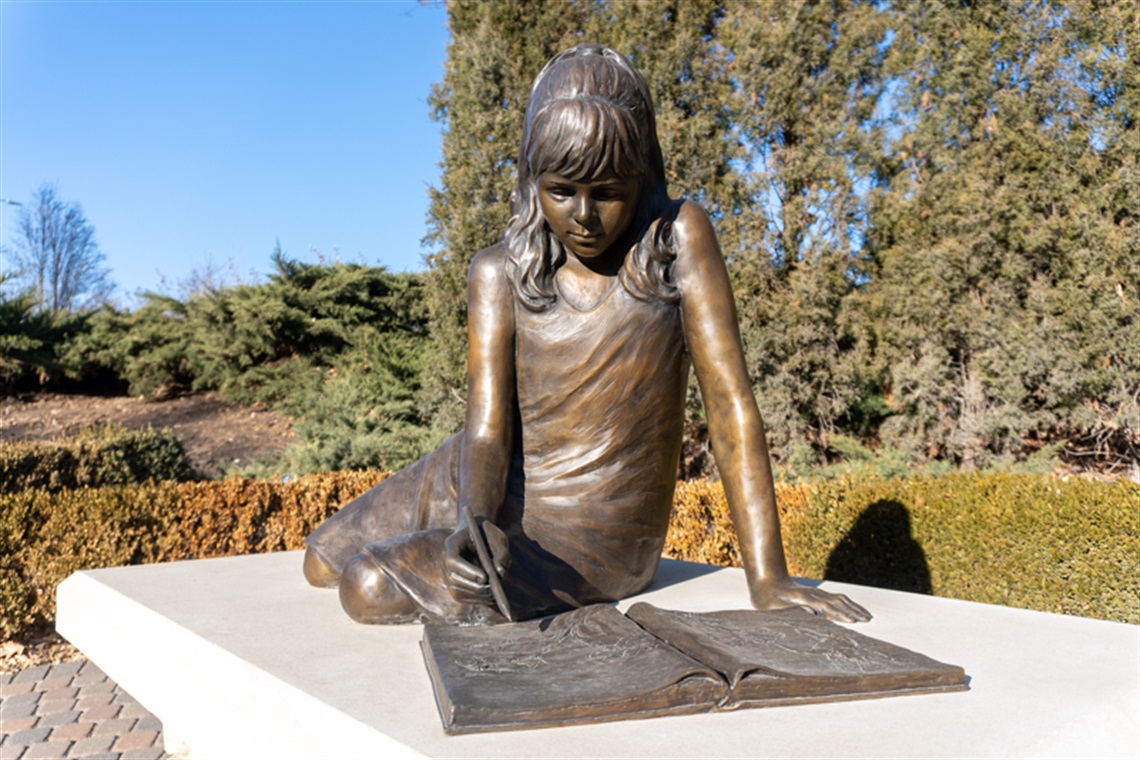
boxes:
[572,196,593,225]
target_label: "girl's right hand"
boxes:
[442,519,510,605]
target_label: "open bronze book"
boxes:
[421,602,967,734]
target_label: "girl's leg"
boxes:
[303,544,341,588]
[303,434,464,586]
[339,552,419,623]
[337,528,499,625]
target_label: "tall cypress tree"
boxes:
[866,0,1136,467]
[419,0,1136,473]
[718,0,892,461]
[1032,0,1139,467]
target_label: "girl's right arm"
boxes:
[444,244,516,603]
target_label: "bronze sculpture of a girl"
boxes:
[304,44,870,627]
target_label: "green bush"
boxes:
[0,470,387,639]
[0,425,196,492]
[60,254,437,474]
[666,473,1139,624]
[279,327,438,474]
[783,473,1140,624]
[0,286,93,391]
[2,470,1136,642]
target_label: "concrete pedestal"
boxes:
[56,552,1138,758]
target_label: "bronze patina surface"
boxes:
[421,604,967,734]
[303,44,870,627]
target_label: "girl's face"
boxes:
[538,170,640,263]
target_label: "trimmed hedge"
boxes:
[2,471,1136,640]
[2,483,180,638]
[665,473,1139,624]
[784,474,1139,623]
[0,426,196,492]
[0,471,386,638]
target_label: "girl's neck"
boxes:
[555,248,625,310]
[568,245,626,277]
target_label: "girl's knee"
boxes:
[339,552,417,624]
[303,545,341,588]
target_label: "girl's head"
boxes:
[506,45,678,309]
[520,45,667,204]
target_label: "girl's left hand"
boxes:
[750,576,872,623]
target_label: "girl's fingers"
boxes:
[447,572,486,593]
[820,594,871,623]
[838,595,872,622]
[445,556,486,588]
[795,588,871,623]
[446,570,493,605]
[483,522,511,576]
[813,590,868,619]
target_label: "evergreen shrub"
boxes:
[57,257,436,474]
[2,471,1135,641]
[0,426,196,492]
[665,473,1139,624]
[0,470,387,639]
[0,286,97,392]
[0,483,182,638]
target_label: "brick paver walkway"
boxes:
[0,660,170,760]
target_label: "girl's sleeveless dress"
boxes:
[305,270,688,624]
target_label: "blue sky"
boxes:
[1,0,450,305]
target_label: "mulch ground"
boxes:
[1,391,295,478]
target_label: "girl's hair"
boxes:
[504,44,679,310]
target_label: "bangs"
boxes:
[526,98,643,182]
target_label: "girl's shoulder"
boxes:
[467,243,515,319]
[468,243,511,292]
[469,242,509,277]
[669,200,722,273]
[671,199,717,244]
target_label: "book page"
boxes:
[626,603,966,695]
[422,604,726,732]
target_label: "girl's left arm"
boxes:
[672,201,870,623]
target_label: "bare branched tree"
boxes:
[5,183,114,315]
